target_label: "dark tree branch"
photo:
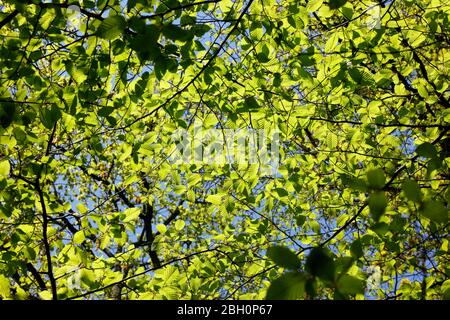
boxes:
[136,203,161,268]
[35,181,57,300]
[0,9,18,30]
[26,263,47,291]
[31,122,59,300]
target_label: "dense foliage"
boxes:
[0,0,449,300]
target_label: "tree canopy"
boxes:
[0,0,449,300]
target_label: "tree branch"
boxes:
[0,9,18,30]
[31,1,104,21]
[33,122,59,300]
[26,263,47,291]
[35,181,57,300]
[67,247,220,299]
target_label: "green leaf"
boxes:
[175,220,185,231]
[76,203,88,214]
[416,142,437,159]
[366,169,385,189]
[123,175,139,187]
[237,97,260,113]
[0,274,10,298]
[79,269,96,287]
[420,201,448,224]
[348,67,362,83]
[38,290,53,300]
[257,44,270,63]
[335,257,354,275]
[191,24,210,37]
[310,220,321,233]
[98,107,115,117]
[275,188,289,198]
[0,101,16,128]
[96,15,126,40]
[307,0,323,12]
[265,272,306,299]
[24,246,36,260]
[127,0,137,11]
[123,207,141,223]
[441,280,450,300]
[128,25,161,61]
[0,160,10,177]
[350,240,363,258]
[416,83,428,98]
[337,274,365,295]
[328,0,347,10]
[371,222,389,236]
[187,173,202,185]
[341,6,353,19]
[173,185,186,195]
[340,174,367,191]
[156,224,167,234]
[368,191,387,222]
[119,143,133,162]
[65,61,87,83]
[267,246,301,270]
[162,24,192,42]
[402,179,422,202]
[305,247,335,282]
[40,105,62,130]
[73,230,86,244]
[206,194,225,205]
[295,215,306,227]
